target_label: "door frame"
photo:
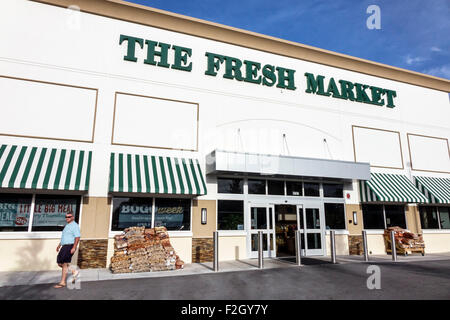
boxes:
[248,203,275,258]
[247,198,326,258]
[298,202,326,256]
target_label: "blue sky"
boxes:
[126,0,450,80]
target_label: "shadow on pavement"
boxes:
[276,256,333,265]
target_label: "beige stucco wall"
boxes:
[80,197,111,239]
[192,200,216,238]
[366,234,386,255]
[170,237,192,263]
[346,204,363,235]
[405,205,420,233]
[422,233,450,253]
[0,239,79,271]
[218,235,247,261]
[325,234,349,255]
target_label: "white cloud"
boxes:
[422,64,450,80]
[405,55,427,65]
[430,46,442,52]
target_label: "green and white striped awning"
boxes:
[0,144,92,191]
[360,172,428,203]
[109,153,207,195]
[414,176,450,204]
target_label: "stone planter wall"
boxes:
[192,238,213,263]
[348,235,364,255]
[77,239,108,269]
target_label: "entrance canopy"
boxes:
[206,150,370,181]
[0,144,92,191]
[109,153,207,195]
[360,172,428,203]
[414,176,450,204]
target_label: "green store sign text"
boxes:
[119,34,397,108]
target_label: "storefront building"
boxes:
[0,0,449,271]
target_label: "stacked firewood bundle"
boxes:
[384,226,425,255]
[110,226,185,274]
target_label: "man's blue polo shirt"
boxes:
[60,221,80,245]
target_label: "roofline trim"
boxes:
[29,0,450,92]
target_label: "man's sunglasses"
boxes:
[65,216,73,219]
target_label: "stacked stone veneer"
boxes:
[77,239,108,269]
[348,235,364,255]
[192,238,214,263]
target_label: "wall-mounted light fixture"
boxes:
[201,208,207,225]
[353,211,358,225]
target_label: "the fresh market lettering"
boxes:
[119,35,192,72]
[304,73,396,108]
[204,52,296,90]
[119,34,397,108]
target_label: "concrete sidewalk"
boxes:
[1,253,449,288]
[0,258,296,287]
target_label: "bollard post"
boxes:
[362,230,369,262]
[330,230,337,264]
[258,231,264,269]
[390,230,397,262]
[295,230,302,266]
[213,231,219,272]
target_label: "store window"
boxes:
[304,182,320,197]
[0,194,81,233]
[419,206,439,229]
[306,208,321,229]
[286,181,302,196]
[0,194,32,232]
[362,204,406,229]
[362,204,385,229]
[419,206,450,229]
[267,180,284,195]
[154,198,191,231]
[248,179,266,195]
[440,207,450,229]
[324,203,346,230]
[32,195,80,231]
[250,207,267,229]
[217,177,243,194]
[217,200,244,230]
[111,197,153,231]
[384,205,406,229]
[323,184,344,198]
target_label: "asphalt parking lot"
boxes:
[0,259,449,300]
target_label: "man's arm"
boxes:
[71,237,80,254]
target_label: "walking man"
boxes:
[54,212,80,289]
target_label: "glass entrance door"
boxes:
[249,204,275,258]
[299,206,325,256]
[274,204,299,257]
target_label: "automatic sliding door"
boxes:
[274,205,298,257]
